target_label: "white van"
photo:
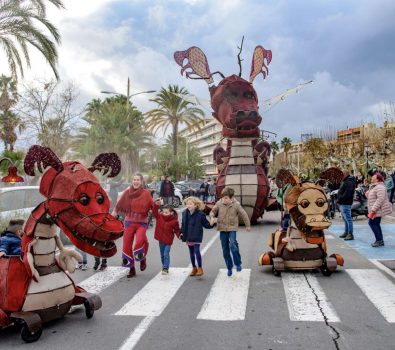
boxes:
[0,186,45,219]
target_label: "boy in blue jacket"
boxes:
[0,219,24,257]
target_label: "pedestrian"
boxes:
[76,248,88,270]
[209,187,251,277]
[152,200,181,274]
[207,178,216,203]
[159,175,175,205]
[338,170,356,240]
[355,171,364,185]
[180,196,214,277]
[366,173,393,247]
[112,173,154,278]
[0,219,24,257]
[390,168,395,203]
[199,179,209,202]
[108,176,124,212]
[93,256,107,271]
[384,173,394,201]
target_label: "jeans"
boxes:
[188,244,202,267]
[339,204,353,234]
[368,217,383,241]
[220,231,242,270]
[163,196,173,205]
[159,242,171,269]
[76,249,87,264]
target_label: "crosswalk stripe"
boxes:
[346,269,395,323]
[282,273,340,322]
[197,269,251,321]
[369,259,395,280]
[115,268,191,316]
[325,235,334,239]
[77,266,128,294]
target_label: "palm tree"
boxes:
[0,0,64,79]
[0,75,17,111]
[145,85,205,156]
[0,110,25,150]
[280,137,292,166]
[270,140,279,164]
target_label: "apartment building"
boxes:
[179,118,223,176]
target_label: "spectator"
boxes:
[0,219,24,257]
[159,176,175,205]
[199,179,210,202]
[207,178,216,203]
[390,168,395,203]
[355,171,364,185]
[338,170,356,241]
[366,173,393,247]
[384,173,394,201]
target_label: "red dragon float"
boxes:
[0,145,124,342]
[174,40,272,223]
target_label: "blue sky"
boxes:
[9,0,395,147]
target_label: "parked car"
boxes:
[147,182,183,208]
[0,186,69,244]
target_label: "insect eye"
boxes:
[79,194,90,206]
[244,91,254,99]
[316,198,325,207]
[96,193,105,205]
[300,199,310,209]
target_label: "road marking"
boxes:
[197,269,251,321]
[282,273,340,322]
[115,268,190,316]
[78,266,128,294]
[117,232,219,349]
[346,269,395,323]
[369,259,395,280]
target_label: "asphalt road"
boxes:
[1,211,395,350]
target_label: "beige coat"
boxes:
[210,199,251,231]
[367,182,393,217]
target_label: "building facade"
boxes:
[179,118,223,176]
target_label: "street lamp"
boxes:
[100,77,156,110]
[364,143,371,177]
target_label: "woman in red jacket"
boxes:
[113,173,154,277]
[152,200,181,274]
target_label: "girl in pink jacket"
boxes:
[366,173,393,247]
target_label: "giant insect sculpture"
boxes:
[258,168,344,276]
[0,145,124,342]
[174,39,272,223]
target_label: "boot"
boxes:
[371,240,384,247]
[127,267,136,278]
[190,267,198,276]
[195,267,204,276]
[344,233,354,241]
[140,259,147,271]
[339,232,348,238]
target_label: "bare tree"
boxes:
[16,80,81,158]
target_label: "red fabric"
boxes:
[0,257,30,312]
[114,187,153,222]
[123,223,149,262]
[162,181,172,196]
[152,203,181,245]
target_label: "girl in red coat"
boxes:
[113,173,154,277]
[152,200,181,274]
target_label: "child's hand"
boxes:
[246,227,251,232]
[0,252,5,258]
[155,198,161,205]
[209,217,215,226]
[179,234,183,241]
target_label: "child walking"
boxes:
[152,200,181,274]
[209,187,251,277]
[181,197,214,277]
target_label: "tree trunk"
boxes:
[172,122,178,156]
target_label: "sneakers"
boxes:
[227,269,232,277]
[99,265,107,271]
[93,263,100,271]
[161,268,169,275]
[371,240,384,247]
[236,265,242,272]
[344,233,354,240]
[127,267,136,278]
[140,259,147,271]
[77,263,88,271]
[339,232,348,238]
